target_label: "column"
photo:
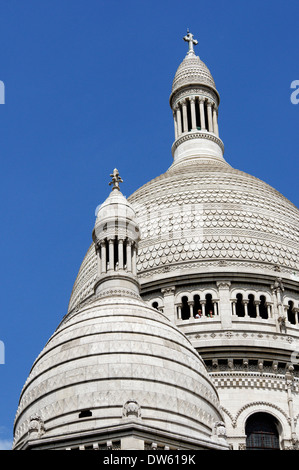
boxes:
[207,101,214,132]
[182,100,188,133]
[188,301,194,318]
[212,300,219,316]
[161,287,176,323]
[176,303,182,320]
[201,300,206,317]
[243,300,249,317]
[231,300,237,316]
[216,281,232,328]
[97,246,101,276]
[101,241,107,274]
[108,239,114,271]
[176,105,182,136]
[190,97,197,130]
[199,100,206,130]
[285,371,298,445]
[255,300,261,318]
[118,239,124,270]
[212,106,219,136]
[132,243,137,275]
[173,110,178,140]
[266,302,273,318]
[126,240,132,272]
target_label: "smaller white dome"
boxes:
[93,188,140,247]
[13,296,228,449]
[171,55,219,98]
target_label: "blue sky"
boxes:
[0,0,298,449]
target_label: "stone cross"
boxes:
[109,168,123,191]
[183,30,198,55]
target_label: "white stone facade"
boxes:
[13,33,299,450]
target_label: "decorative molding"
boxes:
[171,131,224,154]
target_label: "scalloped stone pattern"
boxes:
[131,160,299,277]
[67,159,299,313]
[171,55,217,95]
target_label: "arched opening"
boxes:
[195,98,201,130]
[248,294,256,318]
[259,295,268,319]
[205,293,214,317]
[245,412,280,450]
[236,293,245,317]
[203,102,208,130]
[186,99,192,131]
[114,238,119,268]
[181,296,190,320]
[193,294,202,317]
[287,301,296,325]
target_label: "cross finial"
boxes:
[109,168,123,191]
[183,30,198,56]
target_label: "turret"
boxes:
[92,169,141,298]
[169,31,225,165]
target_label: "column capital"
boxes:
[216,281,231,290]
[161,286,176,296]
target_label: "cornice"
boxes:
[171,131,225,156]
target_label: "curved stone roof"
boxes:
[66,157,299,312]
[13,295,225,449]
[171,55,218,98]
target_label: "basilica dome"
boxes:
[130,158,299,286]
[67,153,299,314]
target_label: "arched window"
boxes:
[245,412,280,450]
[181,296,190,320]
[236,293,245,317]
[195,98,201,129]
[205,293,214,317]
[193,295,202,317]
[287,301,296,325]
[248,294,256,318]
[259,295,268,319]
[186,99,192,131]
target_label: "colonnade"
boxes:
[173,97,219,139]
[231,295,272,319]
[96,238,137,276]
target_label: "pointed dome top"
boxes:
[171,31,219,100]
[94,168,138,235]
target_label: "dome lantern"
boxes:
[92,169,141,298]
[170,31,225,166]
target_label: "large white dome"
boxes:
[67,157,299,313]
